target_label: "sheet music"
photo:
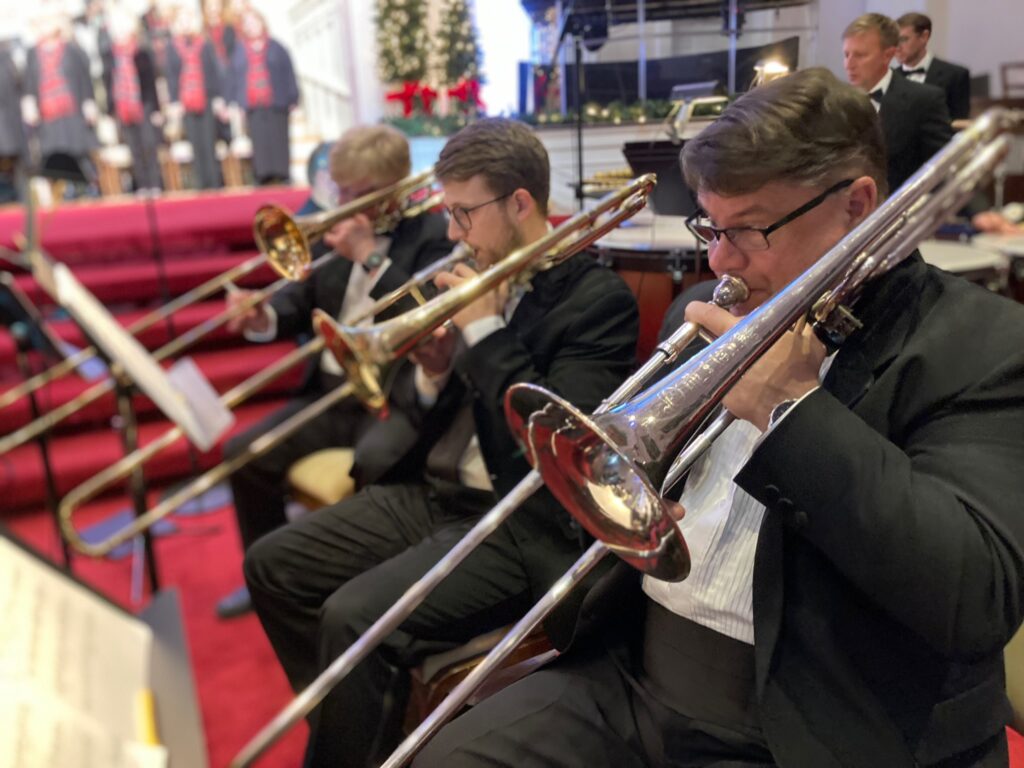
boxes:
[33,256,232,451]
[0,539,167,768]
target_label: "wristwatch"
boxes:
[768,398,797,429]
[362,249,386,271]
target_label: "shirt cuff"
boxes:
[461,315,506,347]
[243,304,278,342]
[363,257,393,282]
[415,364,451,408]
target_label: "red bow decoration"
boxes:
[448,78,485,111]
[385,81,420,117]
[418,84,437,115]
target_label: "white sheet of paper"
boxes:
[0,538,164,768]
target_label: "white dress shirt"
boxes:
[867,68,895,112]
[642,354,836,644]
[901,50,934,84]
[245,235,394,377]
[413,284,526,492]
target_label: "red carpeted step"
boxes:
[9,250,279,309]
[0,398,295,512]
[0,186,310,264]
[0,299,254,368]
[0,341,305,434]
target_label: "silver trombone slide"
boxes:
[228,276,747,768]
[380,426,718,768]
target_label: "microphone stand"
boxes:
[8,317,71,568]
[552,3,586,211]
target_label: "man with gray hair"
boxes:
[415,67,1024,768]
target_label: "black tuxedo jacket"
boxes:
[880,75,953,194]
[575,255,1024,766]
[268,210,453,342]
[898,58,972,121]
[379,253,640,640]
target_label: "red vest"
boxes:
[37,39,76,122]
[112,39,144,125]
[244,37,272,108]
[175,36,207,113]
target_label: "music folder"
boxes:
[0,529,207,767]
[29,251,234,452]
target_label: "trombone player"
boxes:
[244,118,640,767]
[416,70,1024,768]
[216,124,453,619]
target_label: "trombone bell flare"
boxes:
[312,308,389,415]
[252,204,314,281]
[506,383,690,581]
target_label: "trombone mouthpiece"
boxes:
[712,275,750,308]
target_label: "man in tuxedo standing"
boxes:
[895,12,971,121]
[842,13,952,195]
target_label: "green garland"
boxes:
[435,0,483,85]
[376,0,429,82]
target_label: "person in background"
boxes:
[23,10,99,194]
[895,12,971,121]
[229,8,298,186]
[843,13,1020,235]
[102,9,163,193]
[166,5,225,189]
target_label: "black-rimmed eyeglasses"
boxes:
[446,193,512,231]
[685,179,855,251]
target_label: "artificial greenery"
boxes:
[435,0,483,84]
[375,0,429,82]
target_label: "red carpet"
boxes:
[6,499,307,768]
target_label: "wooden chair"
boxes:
[404,624,557,732]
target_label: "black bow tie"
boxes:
[869,89,884,103]
[903,67,926,75]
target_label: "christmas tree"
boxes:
[376,0,429,83]
[435,0,483,85]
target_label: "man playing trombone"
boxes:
[216,124,453,619]
[244,118,640,767]
[415,70,1024,768]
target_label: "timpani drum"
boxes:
[591,215,706,360]
[918,240,1011,295]
[972,234,1024,302]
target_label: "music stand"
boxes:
[1,271,72,566]
[30,251,234,590]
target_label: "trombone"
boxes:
[0,169,440,454]
[58,175,658,561]
[377,107,1023,767]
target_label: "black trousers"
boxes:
[414,602,775,768]
[183,109,222,189]
[245,480,583,768]
[225,390,379,551]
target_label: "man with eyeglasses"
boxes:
[244,117,640,768]
[414,68,1024,768]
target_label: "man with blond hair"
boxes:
[216,123,453,618]
[842,13,952,194]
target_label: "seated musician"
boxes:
[415,69,1024,768]
[243,117,640,768]
[216,124,453,619]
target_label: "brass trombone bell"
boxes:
[253,168,439,280]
